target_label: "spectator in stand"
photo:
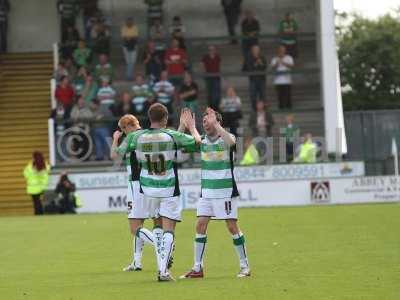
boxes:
[91,21,111,56]
[270,45,294,109]
[164,38,188,88]
[244,45,266,111]
[23,151,49,215]
[55,76,75,119]
[144,0,164,28]
[179,72,199,116]
[279,13,298,58]
[54,61,69,83]
[282,114,300,162]
[70,96,93,161]
[0,0,10,53]
[80,0,98,42]
[94,54,114,83]
[294,133,317,164]
[149,18,167,61]
[219,86,242,136]
[153,70,175,116]
[249,101,274,137]
[81,74,98,105]
[144,40,163,83]
[221,0,242,44]
[64,57,77,79]
[57,0,80,41]
[71,95,93,121]
[121,17,139,80]
[169,16,186,49]
[241,10,260,63]
[90,98,112,160]
[202,45,221,110]
[131,74,152,121]
[61,24,80,59]
[110,92,134,118]
[73,66,89,96]
[97,78,116,107]
[73,39,91,68]
[55,172,78,214]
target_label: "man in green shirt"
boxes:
[113,104,201,281]
[279,13,299,58]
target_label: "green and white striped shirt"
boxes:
[118,128,196,197]
[200,135,239,199]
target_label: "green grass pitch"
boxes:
[0,204,399,300]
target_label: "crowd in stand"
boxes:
[53,0,311,163]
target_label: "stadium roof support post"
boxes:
[318,0,348,157]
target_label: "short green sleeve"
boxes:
[116,131,140,155]
[169,130,198,153]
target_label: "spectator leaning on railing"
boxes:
[202,45,222,111]
[121,17,139,81]
[244,45,267,111]
[270,45,294,109]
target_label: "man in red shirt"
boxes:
[202,45,221,110]
[55,75,75,118]
[164,38,187,87]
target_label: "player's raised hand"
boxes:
[184,109,196,130]
[113,130,122,141]
[179,108,189,129]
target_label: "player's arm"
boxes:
[110,130,123,160]
[184,109,202,145]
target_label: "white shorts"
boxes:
[144,195,182,222]
[197,197,238,220]
[127,181,152,219]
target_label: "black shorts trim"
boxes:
[159,214,182,223]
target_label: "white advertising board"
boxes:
[46,162,400,214]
